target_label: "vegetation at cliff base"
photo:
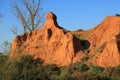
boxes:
[0,55,120,80]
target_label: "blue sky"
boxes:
[0,0,120,47]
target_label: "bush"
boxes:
[1,55,120,80]
[0,55,7,80]
[82,65,111,80]
[58,62,88,80]
[58,66,73,80]
[89,65,104,74]
[38,64,60,80]
[0,55,60,80]
[0,55,7,65]
[67,62,88,73]
[1,56,42,80]
[105,66,120,79]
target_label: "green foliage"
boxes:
[0,55,7,80]
[38,64,60,80]
[105,66,120,80]
[58,66,72,80]
[0,54,7,65]
[6,56,41,80]
[68,62,88,73]
[0,55,60,80]
[1,55,120,80]
[82,72,111,80]
[89,65,104,73]
[82,65,111,80]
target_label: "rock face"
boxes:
[88,16,120,67]
[9,12,85,66]
[72,16,120,67]
[10,12,120,67]
[73,16,120,67]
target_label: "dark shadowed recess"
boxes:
[80,40,90,50]
[73,35,90,54]
[47,28,52,39]
[116,33,120,53]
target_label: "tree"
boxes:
[11,0,43,34]
[116,14,120,16]
[1,40,11,55]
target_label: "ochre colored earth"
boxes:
[9,12,120,67]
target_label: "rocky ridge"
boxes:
[9,12,85,66]
[73,16,120,67]
[10,12,120,67]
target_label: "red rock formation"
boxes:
[72,16,120,67]
[86,16,120,67]
[10,12,120,67]
[9,12,85,66]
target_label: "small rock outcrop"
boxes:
[9,12,85,66]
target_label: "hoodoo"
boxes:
[9,12,85,66]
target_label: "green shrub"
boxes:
[1,55,120,80]
[71,72,84,80]
[1,55,61,80]
[67,62,88,73]
[0,55,7,80]
[81,65,111,80]
[112,66,120,78]
[38,64,60,80]
[89,65,104,74]
[0,55,7,65]
[58,62,88,80]
[82,71,111,80]
[1,56,43,80]
[105,66,120,79]
[58,66,73,80]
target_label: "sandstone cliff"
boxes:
[88,16,120,67]
[73,16,120,67]
[10,12,120,67]
[9,12,85,66]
